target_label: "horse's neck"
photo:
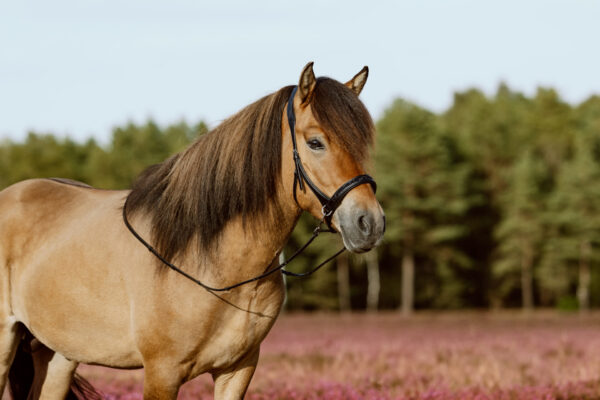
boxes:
[198,193,301,284]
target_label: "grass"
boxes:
[77,312,600,399]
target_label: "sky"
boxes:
[1,0,599,143]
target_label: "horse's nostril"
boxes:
[358,214,371,235]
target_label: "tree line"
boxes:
[2,84,600,312]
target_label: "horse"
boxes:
[0,62,385,399]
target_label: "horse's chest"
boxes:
[192,283,285,371]
[213,314,271,363]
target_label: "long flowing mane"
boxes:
[126,78,374,263]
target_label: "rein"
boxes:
[122,86,376,291]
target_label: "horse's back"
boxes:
[0,179,85,269]
[0,179,143,367]
[0,178,99,224]
[0,178,117,268]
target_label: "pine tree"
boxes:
[494,150,548,310]
[543,130,600,310]
[376,99,472,314]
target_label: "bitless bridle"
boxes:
[122,86,377,291]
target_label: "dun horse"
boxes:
[0,63,385,399]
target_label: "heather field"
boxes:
[76,312,600,400]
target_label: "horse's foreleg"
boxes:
[212,347,259,400]
[0,319,21,393]
[30,345,78,400]
[142,362,183,400]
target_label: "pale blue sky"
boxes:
[1,0,599,142]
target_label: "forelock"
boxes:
[310,77,375,163]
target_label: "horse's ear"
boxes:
[345,66,369,96]
[298,62,316,104]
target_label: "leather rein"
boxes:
[122,86,376,291]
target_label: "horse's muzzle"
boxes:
[335,204,385,253]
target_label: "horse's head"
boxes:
[284,62,385,253]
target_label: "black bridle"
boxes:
[287,86,376,230]
[122,86,377,291]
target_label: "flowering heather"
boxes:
[77,312,600,399]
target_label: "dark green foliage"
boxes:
[0,120,207,190]
[3,85,600,310]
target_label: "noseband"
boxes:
[287,86,376,230]
[122,85,378,291]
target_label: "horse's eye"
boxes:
[307,138,325,150]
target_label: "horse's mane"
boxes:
[126,78,374,263]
